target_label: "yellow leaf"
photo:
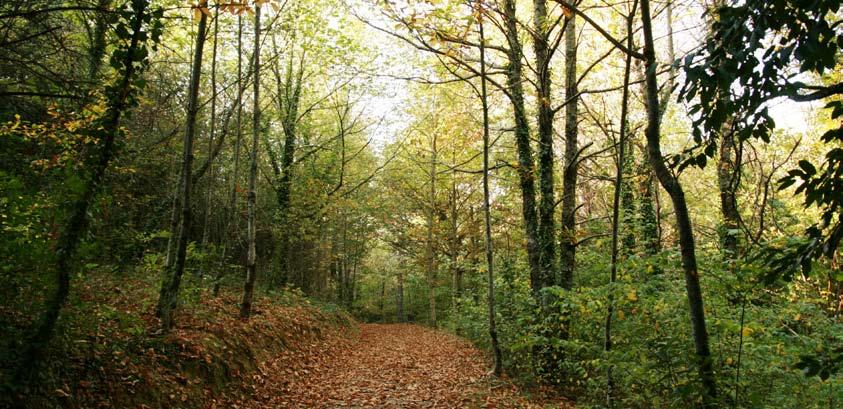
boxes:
[741,327,752,338]
[726,357,733,365]
[200,6,212,17]
[627,289,638,302]
[193,8,201,21]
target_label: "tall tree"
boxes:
[201,4,220,274]
[532,0,557,293]
[558,9,578,292]
[426,130,438,326]
[604,2,636,405]
[240,2,261,319]
[478,2,503,376]
[157,2,210,330]
[214,13,245,297]
[500,0,541,299]
[640,0,717,402]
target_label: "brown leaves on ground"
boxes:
[222,323,572,408]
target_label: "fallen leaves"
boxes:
[222,323,572,408]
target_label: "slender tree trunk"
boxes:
[18,0,151,382]
[559,13,578,293]
[501,0,541,298]
[427,133,438,327]
[200,5,220,278]
[379,279,386,322]
[640,0,718,403]
[396,270,405,322]
[718,126,740,257]
[533,0,557,293]
[479,7,503,376]
[450,147,460,328]
[214,15,244,297]
[605,6,635,405]
[240,4,261,319]
[157,8,208,330]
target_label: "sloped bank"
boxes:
[3,275,356,409]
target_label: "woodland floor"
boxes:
[222,323,570,408]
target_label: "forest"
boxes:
[0,0,841,407]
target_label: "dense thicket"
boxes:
[0,0,840,407]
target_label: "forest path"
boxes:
[224,323,552,408]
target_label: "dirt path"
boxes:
[222,323,565,408]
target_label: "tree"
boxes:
[603,2,635,405]
[640,0,717,402]
[156,2,209,330]
[499,0,542,298]
[532,0,558,295]
[241,2,261,319]
[477,1,503,376]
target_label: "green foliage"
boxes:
[450,247,843,408]
[681,0,842,285]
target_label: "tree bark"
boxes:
[559,13,578,292]
[501,0,541,298]
[604,5,635,405]
[478,6,503,376]
[718,125,740,258]
[426,132,438,327]
[214,15,244,297]
[640,0,718,403]
[240,4,261,319]
[533,0,557,294]
[200,5,220,277]
[156,6,208,330]
[396,269,405,322]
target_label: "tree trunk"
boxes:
[450,147,461,328]
[157,7,208,330]
[379,279,386,322]
[501,0,541,298]
[605,6,635,405]
[478,7,503,376]
[640,0,718,403]
[214,15,244,297]
[396,270,405,323]
[559,13,578,292]
[718,126,740,258]
[240,4,261,319]
[200,5,220,278]
[533,0,557,293]
[426,133,438,327]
